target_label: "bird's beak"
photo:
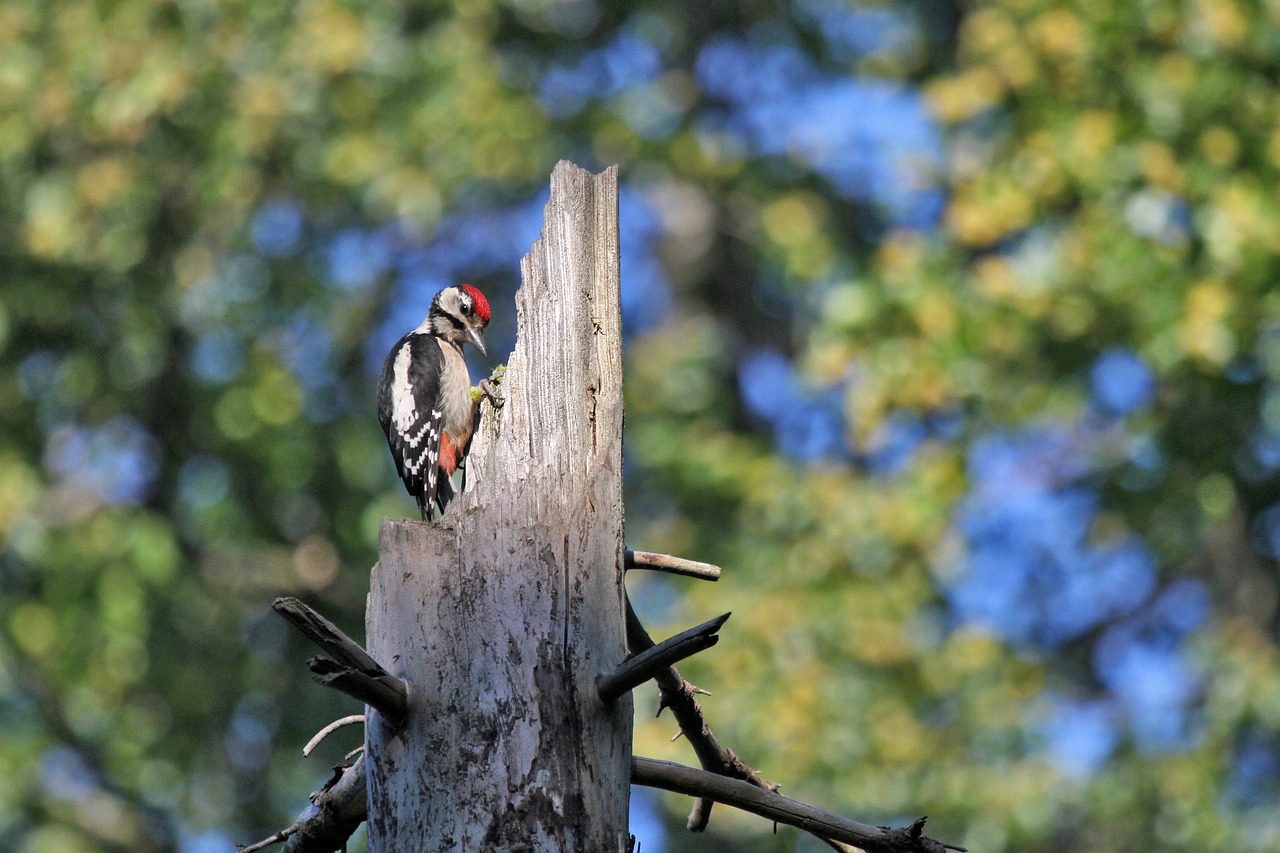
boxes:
[468,327,488,358]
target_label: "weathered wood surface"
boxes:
[366,161,631,851]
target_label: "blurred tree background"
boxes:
[3,0,1280,850]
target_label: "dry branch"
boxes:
[597,612,730,703]
[632,757,963,853]
[625,550,722,581]
[272,596,407,724]
[272,597,385,671]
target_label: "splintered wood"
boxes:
[365,162,632,853]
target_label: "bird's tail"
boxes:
[434,473,456,518]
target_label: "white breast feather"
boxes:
[438,342,472,437]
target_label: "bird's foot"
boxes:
[478,379,504,409]
[476,364,506,410]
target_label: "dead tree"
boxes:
[246,162,963,853]
[367,161,632,851]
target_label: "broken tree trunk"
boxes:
[365,162,632,851]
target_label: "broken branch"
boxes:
[272,597,407,725]
[598,612,730,704]
[273,597,385,672]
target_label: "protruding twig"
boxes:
[303,715,365,757]
[625,550,722,581]
[272,597,408,725]
[273,597,385,671]
[631,757,964,853]
[598,612,730,704]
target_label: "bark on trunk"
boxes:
[365,162,631,852]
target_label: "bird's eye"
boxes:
[460,302,472,315]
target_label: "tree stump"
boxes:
[365,162,631,851]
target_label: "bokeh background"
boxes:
[4,0,1280,850]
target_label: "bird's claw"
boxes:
[477,363,505,409]
[479,378,504,409]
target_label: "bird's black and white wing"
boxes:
[376,333,445,518]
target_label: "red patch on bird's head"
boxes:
[460,284,490,324]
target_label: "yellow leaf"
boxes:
[1029,9,1086,58]
[924,67,1004,123]
[1199,126,1240,168]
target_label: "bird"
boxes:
[376,284,491,521]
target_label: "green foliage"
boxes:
[3,1,1280,851]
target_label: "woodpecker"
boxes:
[376,284,491,521]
